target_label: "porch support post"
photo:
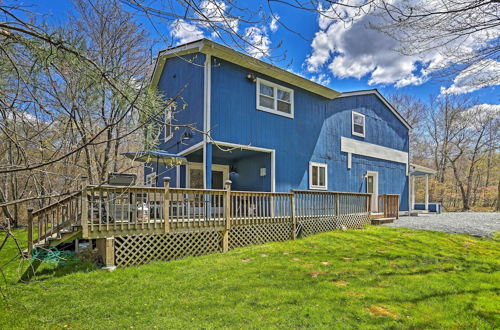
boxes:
[222,180,231,252]
[425,174,429,211]
[411,176,415,211]
[204,143,212,189]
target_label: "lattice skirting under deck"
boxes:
[114,231,222,267]
[298,213,370,237]
[228,222,293,249]
[112,214,370,267]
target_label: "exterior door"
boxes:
[187,163,229,216]
[366,171,379,212]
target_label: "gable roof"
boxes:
[151,40,411,130]
[150,38,340,99]
[338,89,412,130]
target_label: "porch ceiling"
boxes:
[410,163,436,176]
[185,147,267,164]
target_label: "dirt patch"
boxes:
[321,261,330,265]
[329,280,348,286]
[260,254,268,258]
[291,257,301,262]
[242,258,252,263]
[368,305,398,318]
[309,272,324,278]
[343,291,364,297]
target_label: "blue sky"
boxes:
[26,0,499,105]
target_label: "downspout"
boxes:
[203,54,212,189]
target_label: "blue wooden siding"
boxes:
[146,53,205,185]
[157,53,205,153]
[210,57,409,210]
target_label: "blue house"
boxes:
[147,39,411,212]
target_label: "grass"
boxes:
[1,226,499,329]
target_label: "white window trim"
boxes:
[309,161,328,190]
[352,111,365,138]
[145,172,156,187]
[256,77,294,119]
[164,107,173,142]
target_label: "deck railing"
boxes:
[28,180,398,249]
[378,194,400,219]
[27,192,82,257]
[292,190,371,218]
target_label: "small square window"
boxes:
[309,162,328,190]
[256,78,294,118]
[352,111,365,137]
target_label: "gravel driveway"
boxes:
[384,212,500,238]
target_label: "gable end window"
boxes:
[309,162,327,190]
[352,111,365,137]
[164,107,173,142]
[256,78,294,118]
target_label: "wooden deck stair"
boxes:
[371,217,396,225]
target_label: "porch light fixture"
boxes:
[246,72,256,82]
[181,131,192,141]
[229,165,238,175]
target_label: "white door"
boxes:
[366,171,379,212]
[187,163,229,216]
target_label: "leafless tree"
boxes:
[428,96,499,210]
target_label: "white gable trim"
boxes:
[341,137,409,174]
[338,90,412,130]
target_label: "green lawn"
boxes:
[1,226,499,329]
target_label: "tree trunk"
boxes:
[496,180,500,212]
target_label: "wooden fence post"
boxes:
[163,177,171,233]
[222,180,232,252]
[290,193,296,240]
[27,208,33,259]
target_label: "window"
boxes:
[309,162,327,190]
[352,111,365,137]
[256,78,294,118]
[145,172,156,187]
[164,107,173,142]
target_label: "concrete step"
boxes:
[371,217,395,225]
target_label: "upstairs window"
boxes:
[309,162,327,190]
[352,111,365,137]
[164,107,173,142]
[256,78,294,118]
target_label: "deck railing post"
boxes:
[81,183,89,239]
[222,180,232,252]
[396,195,400,219]
[163,177,171,233]
[290,193,296,240]
[27,208,33,259]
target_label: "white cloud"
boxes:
[199,0,239,33]
[244,26,271,59]
[306,1,499,91]
[310,73,331,86]
[170,19,204,45]
[270,15,280,33]
[307,4,435,87]
[440,60,500,95]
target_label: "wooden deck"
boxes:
[26,181,400,267]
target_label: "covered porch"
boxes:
[179,141,274,192]
[409,163,440,213]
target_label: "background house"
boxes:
[147,39,411,212]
